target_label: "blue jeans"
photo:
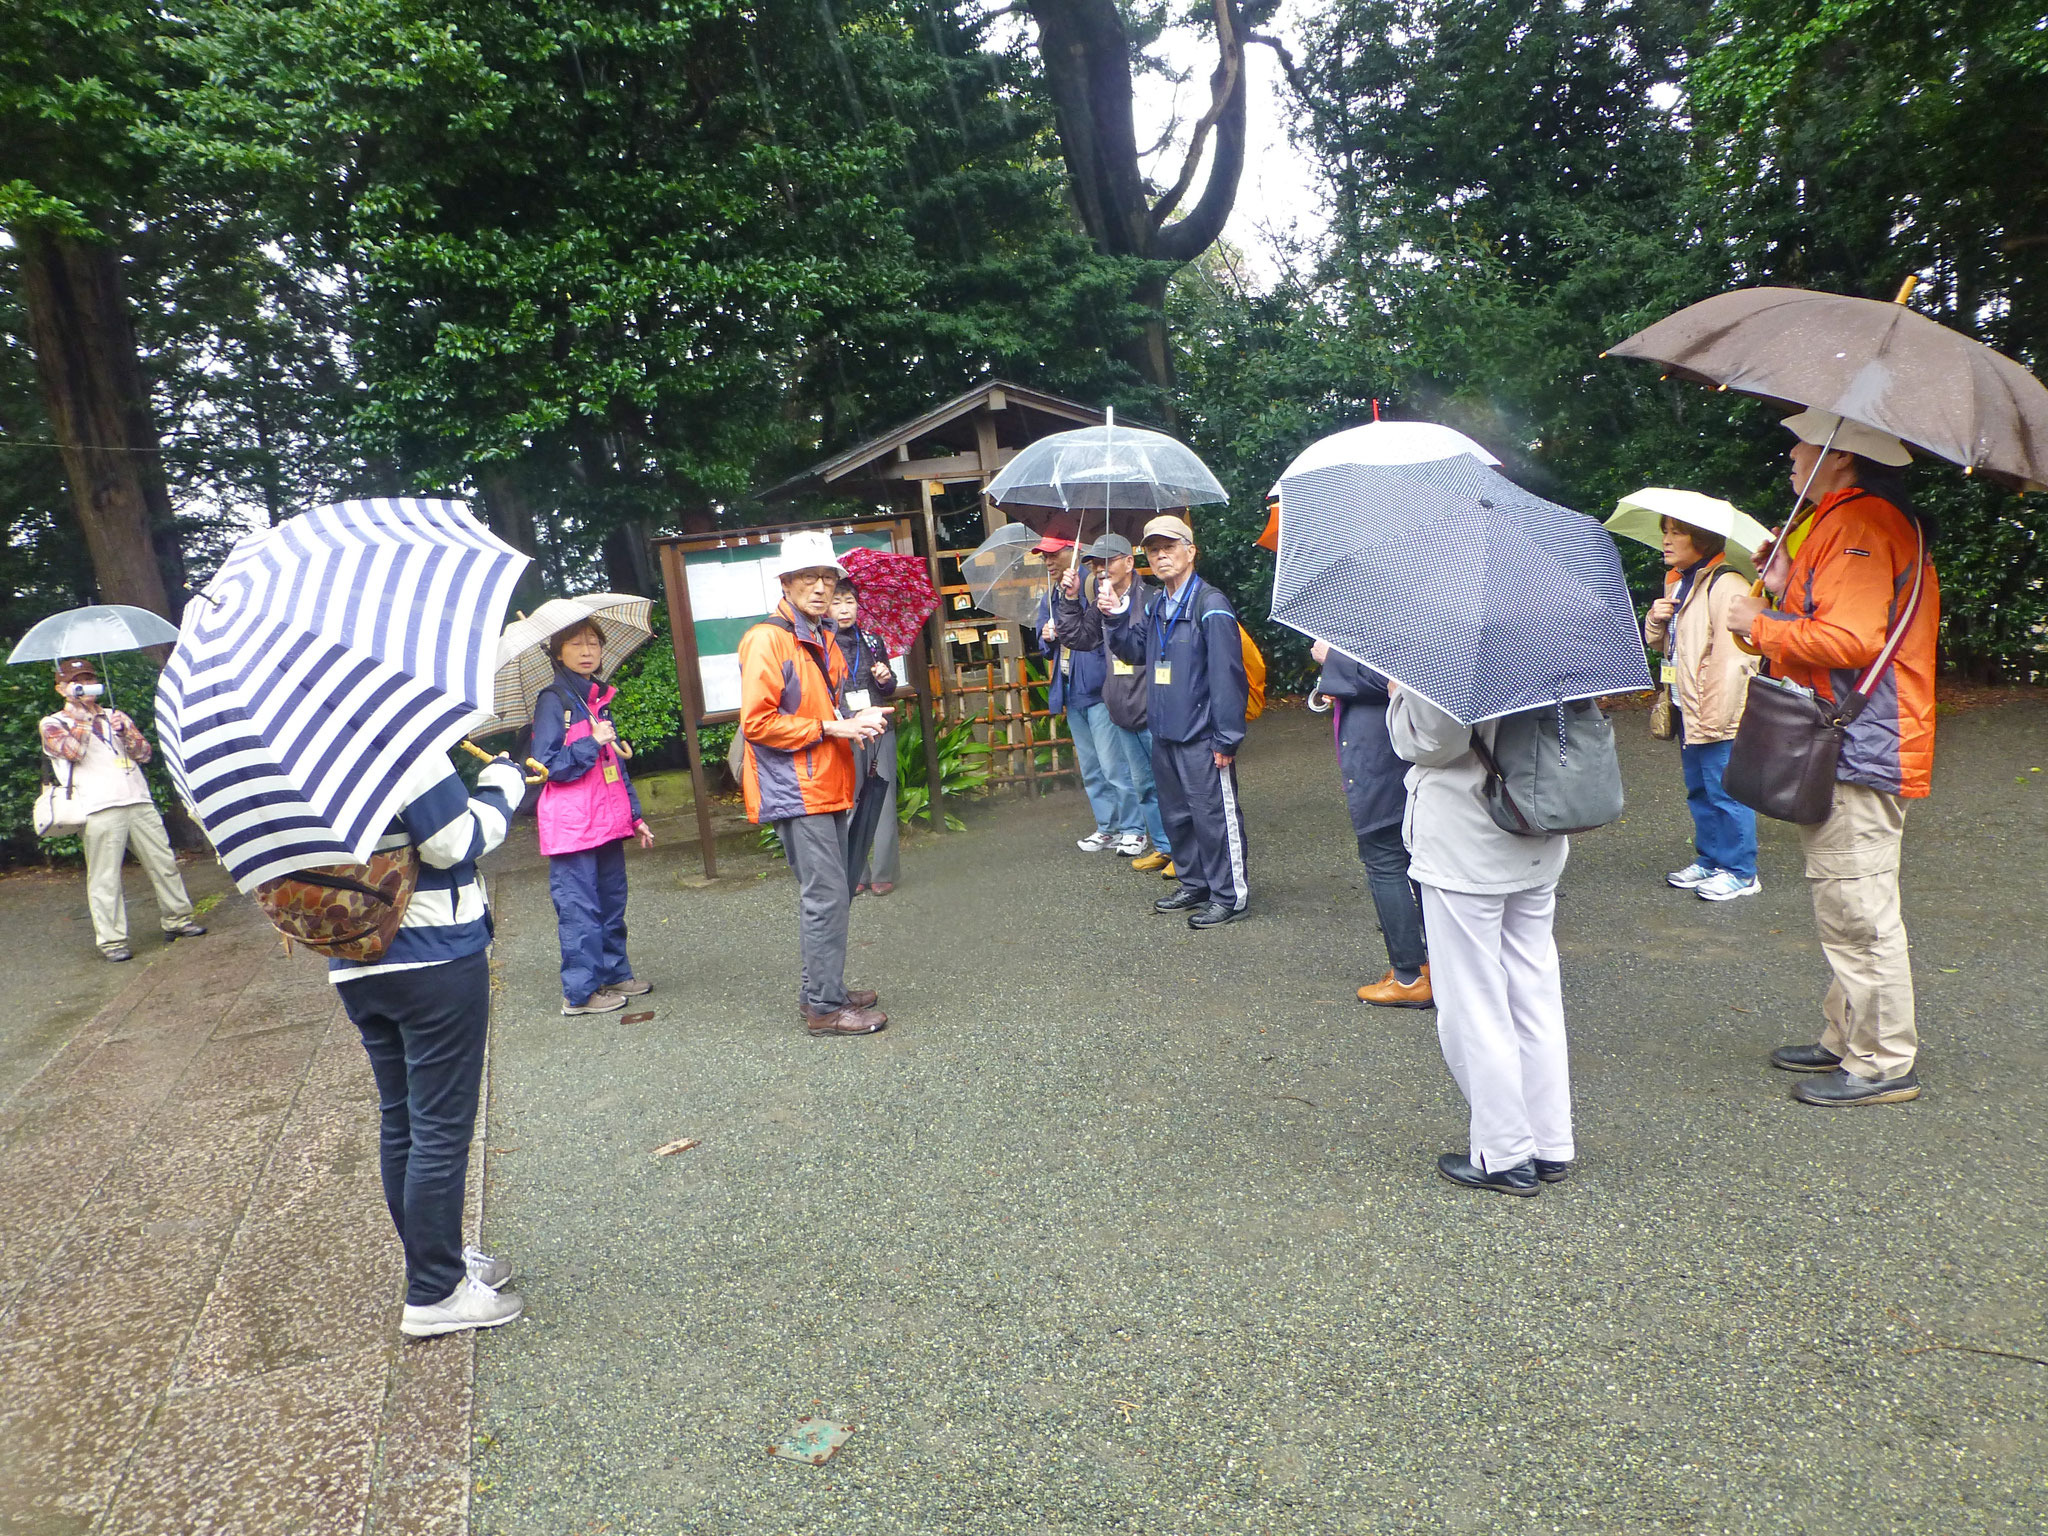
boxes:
[1069,701,1139,835]
[1116,723,1171,854]
[340,951,490,1305]
[1358,823,1428,972]
[550,841,632,1004]
[1680,736,1757,881]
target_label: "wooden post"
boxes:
[657,542,720,880]
[905,509,949,835]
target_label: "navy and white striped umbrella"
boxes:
[1272,457,1651,725]
[157,498,530,891]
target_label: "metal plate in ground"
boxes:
[767,1418,857,1465]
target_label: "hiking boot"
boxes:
[1113,832,1150,856]
[804,1004,888,1037]
[1436,1153,1539,1197]
[795,989,878,1021]
[1666,860,1714,889]
[1769,1042,1843,1073]
[601,977,652,997]
[1076,831,1116,852]
[1159,861,1178,879]
[1792,1067,1921,1107]
[400,1276,524,1337]
[163,920,208,940]
[1131,850,1171,872]
[562,992,627,1016]
[463,1245,512,1290]
[1697,870,1762,902]
[1357,967,1433,1009]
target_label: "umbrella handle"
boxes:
[1732,578,1767,657]
[459,737,547,784]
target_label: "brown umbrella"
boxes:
[1606,278,2048,492]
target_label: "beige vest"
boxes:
[48,715,153,816]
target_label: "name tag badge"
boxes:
[844,688,872,712]
[1154,663,1172,686]
[602,762,620,784]
[1111,659,1136,675]
[1659,663,1677,685]
[115,756,134,772]
[1059,653,1072,677]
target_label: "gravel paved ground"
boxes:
[471,699,2048,1535]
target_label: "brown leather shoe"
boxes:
[804,1004,888,1036]
[1357,966,1433,1009]
[796,989,877,1020]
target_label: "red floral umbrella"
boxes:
[839,548,938,657]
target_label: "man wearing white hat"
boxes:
[736,531,895,1036]
[1726,410,1940,1107]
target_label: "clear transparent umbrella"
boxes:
[984,408,1229,548]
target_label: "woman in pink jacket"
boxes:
[531,619,655,1015]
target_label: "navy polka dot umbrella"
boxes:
[1271,456,1651,725]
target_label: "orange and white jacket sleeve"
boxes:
[1750,514,1910,676]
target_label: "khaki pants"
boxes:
[1799,781,1915,1080]
[83,802,194,954]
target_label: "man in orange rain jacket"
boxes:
[1728,410,1940,1108]
[738,530,895,1037]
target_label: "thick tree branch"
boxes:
[1150,0,1248,264]
[1248,31,1305,97]
[1148,0,1242,230]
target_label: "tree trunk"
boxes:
[601,520,656,596]
[478,467,549,615]
[1025,0,1255,398]
[15,228,182,618]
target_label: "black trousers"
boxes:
[1153,735,1249,910]
[338,951,490,1305]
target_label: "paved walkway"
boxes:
[0,887,479,1535]
[3,698,2046,1534]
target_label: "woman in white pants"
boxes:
[1387,688,1573,1196]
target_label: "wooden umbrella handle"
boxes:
[459,738,546,784]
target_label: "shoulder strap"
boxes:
[1466,726,1537,835]
[1833,518,1929,727]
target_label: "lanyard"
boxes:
[1154,575,1202,656]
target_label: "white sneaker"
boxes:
[1666,860,1714,889]
[463,1245,512,1289]
[1697,870,1762,902]
[1076,831,1115,852]
[1112,832,1149,856]
[400,1275,524,1337]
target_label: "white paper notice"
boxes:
[686,561,733,620]
[699,654,743,714]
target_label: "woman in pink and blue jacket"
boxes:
[532,618,655,1016]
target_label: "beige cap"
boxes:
[1782,409,1912,467]
[1141,514,1196,545]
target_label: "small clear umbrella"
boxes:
[959,523,1051,625]
[8,604,181,664]
[984,408,1229,548]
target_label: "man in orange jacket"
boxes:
[738,531,895,1036]
[1728,410,1939,1107]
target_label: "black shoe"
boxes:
[1154,890,1205,914]
[1435,1152,1540,1197]
[1769,1042,1843,1073]
[1792,1067,1921,1107]
[1187,901,1246,929]
[1533,1158,1572,1184]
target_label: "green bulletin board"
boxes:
[681,528,893,714]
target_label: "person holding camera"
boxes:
[39,657,205,961]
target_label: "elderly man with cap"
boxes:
[1726,410,1940,1107]
[39,657,205,960]
[1053,532,1172,871]
[1100,514,1250,928]
[737,531,896,1036]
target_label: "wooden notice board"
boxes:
[652,513,947,878]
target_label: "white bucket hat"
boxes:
[1781,409,1912,467]
[772,529,846,579]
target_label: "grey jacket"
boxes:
[1387,690,1568,895]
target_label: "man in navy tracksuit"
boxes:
[1102,514,1250,928]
